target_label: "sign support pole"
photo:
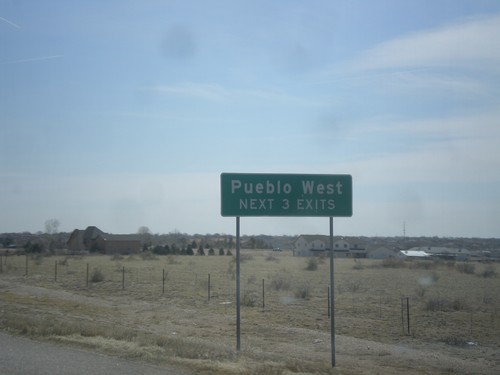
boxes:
[236,216,241,352]
[329,217,336,367]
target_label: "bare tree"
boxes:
[45,219,60,235]
[45,219,60,252]
[137,226,152,249]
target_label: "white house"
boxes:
[293,235,366,258]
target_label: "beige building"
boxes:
[293,235,366,258]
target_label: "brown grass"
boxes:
[1,252,499,374]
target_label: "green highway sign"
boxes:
[221,173,352,217]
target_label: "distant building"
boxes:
[398,250,431,259]
[293,235,367,258]
[407,246,470,261]
[367,247,397,259]
[67,226,141,254]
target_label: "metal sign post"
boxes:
[329,217,335,367]
[221,173,352,366]
[236,216,241,352]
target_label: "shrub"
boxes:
[352,260,364,270]
[456,263,475,274]
[305,257,318,271]
[241,290,258,307]
[270,273,291,291]
[294,282,312,299]
[265,254,279,262]
[425,297,446,311]
[415,286,427,298]
[425,296,468,311]
[240,254,254,262]
[481,265,497,278]
[140,251,158,260]
[345,280,361,293]
[90,269,104,283]
[111,254,124,261]
[381,258,405,268]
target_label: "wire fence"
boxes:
[1,253,499,346]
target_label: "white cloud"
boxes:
[143,83,324,106]
[353,14,500,71]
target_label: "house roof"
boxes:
[408,246,470,255]
[97,234,141,242]
[400,250,431,257]
[83,226,105,241]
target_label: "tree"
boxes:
[197,245,205,256]
[208,247,215,256]
[44,219,60,252]
[219,248,225,256]
[137,226,152,248]
[45,219,60,234]
[24,241,44,253]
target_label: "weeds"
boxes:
[456,262,475,274]
[269,272,291,291]
[305,257,318,271]
[241,290,259,307]
[265,254,280,262]
[381,258,405,268]
[294,282,312,299]
[480,265,496,278]
[90,269,104,283]
[425,296,468,312]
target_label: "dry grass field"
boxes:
[0,251,499,374]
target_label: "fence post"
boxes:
[86,263,89,288]
[208,273,211,301]
[25,254,28,276]
[401,297,410,335]
[122,266,125,290]
[262,279,265,310]
[407,297,410,335]
[162,269,165,295]
[55,261,57,282]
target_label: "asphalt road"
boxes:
[0,331,185,375]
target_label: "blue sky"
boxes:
[1,1,499,237]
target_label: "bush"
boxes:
[381,258,405,268]
[265,254,280,262]
[152,245,169,255]
[456,263,475,274]
[140,251,158,260]
[481,265,497,278]
[90,269,104,283]
[294,282,312,299]
[270,273,291,291]
[425,296,468,311]
[352,260,364,270]
[111,254,124,261]
[241,290,258,307]
[305,257,318,271]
